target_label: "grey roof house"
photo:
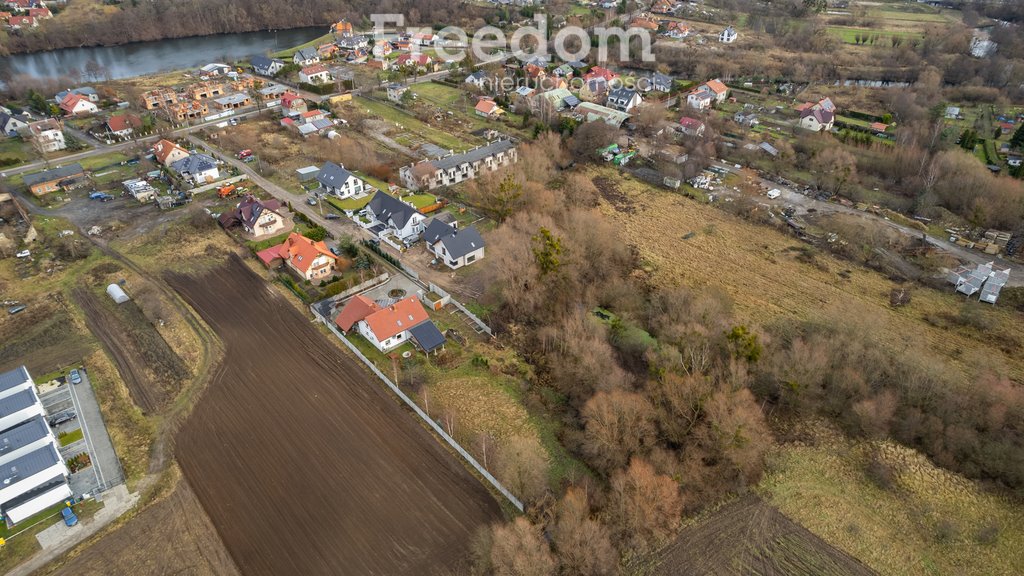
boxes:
[363,191,426,242]
[427,223,485,269]
[317,162,366,198]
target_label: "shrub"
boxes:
[975,521,1000,545]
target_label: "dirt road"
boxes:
[166,256,501,575]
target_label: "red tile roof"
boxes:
[704,79,728,95]
[335,295,382,332]
[363,296,429,342]
[153,139,188,165]
[678,116,704,130]
[272,232,336,275]
[475,99,499,115]
[301,64,328,75]
[107,113,142,133]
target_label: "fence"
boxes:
[316,314,524,512]
[450,298,493,337]
[335,272,389,301]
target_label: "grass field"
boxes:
[0,138,32,166]
[827,26,923,44]
[593,166,1024,382]
[761,423,1024,576]
[351,96,475,151]
[271,32,333,58]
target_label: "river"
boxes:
[1,27,326,83]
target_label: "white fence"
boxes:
[316,314,524,512]
[335,273,389,301]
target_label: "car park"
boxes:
[48,410,77,427]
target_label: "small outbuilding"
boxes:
[106,283,130,304]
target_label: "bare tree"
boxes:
[552,487,619,576]
[605,458,681,553]
[489,518,558,576]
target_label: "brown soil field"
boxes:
[166,255,502,575]
[73,287,189,413]
[46,473,239,576]
[653,494,875,576]
[0,294,94,375]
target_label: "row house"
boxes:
[399,139,518,191]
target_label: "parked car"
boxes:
[307,197,318,206]
[229,118,238,126]
[48,411,77,427]
[15,249,30,258]
[69,369,82,385]
[324,213,341,220]
[61,506,78,527]
[329,247,341,256]
[7,305,26,315]
[766,189,781,199]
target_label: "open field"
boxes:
[42,469,238,576]
[166,255,502,575]
[350,96,481,152]
[594,167,1024,382]
[826,26,924,44]
[761,423,1024,576]
[652,493,873,576]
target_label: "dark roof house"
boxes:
[366,191,421,231]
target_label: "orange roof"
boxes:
[107,113,141,132]
[153,139,188,164]
[363,296,429,341]
[704,79,728,95]
[281,92,303,107]
[277,232,336,275]
[335,295,382,332]
[60,93,91,114]
[475,99,499,114]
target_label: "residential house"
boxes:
[141,88,178,110]
[106,113,142,137]
[536,87,576,111]
[395,53,437,72]
[122,178,157,203]
[251,56,285,76]
[412,32,435,46]
[170,153,220,185]
[152,139,190,167]
[26,6,49,19]
[258,232,339,281]
[686,79,728,110]
[300,109,327,123]
[424,220,485,269]
[474,99,504,119]
[651,72,674,93]
[514,86,537,100]
[719,26,738,43]
[24,119,64,153]
[338,35,369,50]
[465,71,488,89]
[54,87,99,104]
[335,295,436,353]
[58,93,98,116]
[579,76,609,104]
[524,63,547,81]
[552,64,573,78]
[678,116,705,137]
[362,191,426,241]
[628,15,659,31]
[733,111,759,126]
[583,66,619,83]
[945,106,962,120]
[0,111,32,137]
[574,102,630,127]
[797,97,836,132]
[387,83,408,103]
[372,39,393,58]
[607,88,642,112]
[22,163,85,196]
[258,83,290,101]
[332,19,353,37]
[219,195,288,237]
[170,100,208,121]
[188,81,226,100]
[211,93,252,110]
[299,64,332,85]
[317,43,340,60]
[280,93,308,116]
[293,48,320,67]
[7,15,36,28]
[199,63,232,77]
[399,140,518,191]
[317,162,366,198]
[651,0,677,14]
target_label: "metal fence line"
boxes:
[316,314,524,512]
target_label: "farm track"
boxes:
[166,255,501,575]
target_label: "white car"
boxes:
[15,250,30,259]
[766,189,782,199]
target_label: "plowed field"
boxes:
[166,255,501,575]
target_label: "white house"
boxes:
[170,153,220,185]
[59,93,98,116]
[423,219,485,269]
[293,48,320,67]
[24,119,66,152]
[386,83,408,103]
[251,56,285,76]
[399,139,518,191]
[362,191,426,241]
[465,71,487,89]
[335,295,433,352]
[54,87,99,104]
[317,162,366,198]
[719,26,738,43]
[299,64,332,85]
[797,97,836,132]
[0,366,73,525]
[686,79,729,111]
[0,111,33,137]
[678,116,706,137]
[606,88,642,112]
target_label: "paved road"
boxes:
[711,162,1022,286]
[68,369,124,493]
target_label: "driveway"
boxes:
[68,368,124,493]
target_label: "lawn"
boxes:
[58,427,84,446]
[761,423,1024,576]
[351,96,472,151]
[0,498,104,573]
[326,194,372,212]
[395,192,437,210]
[0,138,32,167]
[826,26,923,44]
[410,82,468,107]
